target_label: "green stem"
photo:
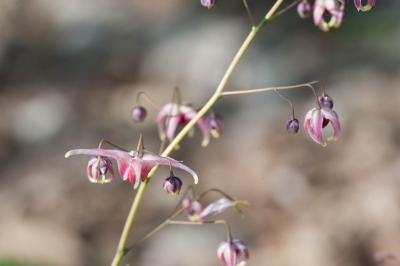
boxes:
[110,1,285,265]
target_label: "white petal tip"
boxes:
[65,151,72,158]
[193,174,199,184]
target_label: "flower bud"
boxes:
[200,0,216,9]
[131,106,147,123]
[354,0,376,12]
[217,239,249,266]
[286,118,300,134]
[318,94,334,109]
[297,0,312,18]
[87,157,114,184]
[182,198,203,217]
[163,175,183,195]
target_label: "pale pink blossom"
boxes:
[304,107,341,146]
[217,239,249,266]
[65,148,198,188]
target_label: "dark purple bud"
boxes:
[163,175,183,195]
[297,0,312,18]
[131,106,147,123]
[200,0,216,9]
[318,94,334,109]
[286,118,300,134]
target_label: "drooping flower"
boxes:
[156,103,221,147]
[183,197,246,222]
[297,0,312,18]
[182,198,203,217]
[313,0,345,31]
[65,148,198,189]
[286,118,300,134]
[201,0,216,9]
[354,0,376,12]
[304,103,341,146]
[163,175,183,195]
[131,106,147,123]
[86,157,115,184]
[217,239,249,266]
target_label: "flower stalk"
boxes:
[110,1,292,265]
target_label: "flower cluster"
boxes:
[156,103,223,147]
[297,0,376,31]
[65,146,198,189]
[181,195,249,265]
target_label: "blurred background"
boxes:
[0,0,399,265]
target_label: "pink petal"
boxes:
[311,108,326,146]
[142,154,198,184]
[65,148,130,161]
[322,109,341,141]
[233,239,250,262]
[199,198,238,220]
[313,0,325,26]
[166,115,181,143]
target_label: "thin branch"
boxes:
[98,139,129,152]
[270,0,302,20]
[136,91,162,110]
[242,0,256,26]
[221,80,320,96]
[274,89,295,118]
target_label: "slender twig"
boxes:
[274,89,295,118]
[98,139,129,152]
[198,188,236,201]
[110,1,286,265]
[125,207,185,251]
[221,80,319,96]
[136,91,162,110]
[242,0,256,26]
[270,0,302,20]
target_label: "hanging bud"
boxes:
[217,239,249,266]
[318,94,334,109]
[297,0,312,18]
[182,198,203,218]
[163,175,183,195]
[286,118,300,134]
[86,157,114,184]
[201,0,216,9]
[354,0,376,12]
[131,106,147,123]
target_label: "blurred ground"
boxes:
[0,0,400,266]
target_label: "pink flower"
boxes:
[297,0,312,18]
[65,148,198,188]
[354,0,376,12]
[156,103,221,147]
[201,0,216,9]
[183,197,246,222]
[304,107,341,146]
[313,0,345,31]
[217,239,249,266]
[87,157,115,184]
